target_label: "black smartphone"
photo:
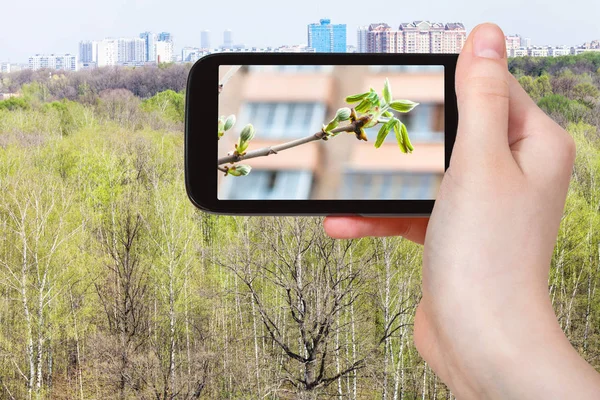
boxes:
[185,53,458,215]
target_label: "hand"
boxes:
[325,23,600,399]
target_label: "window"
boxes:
[238,102,327,139]
[368,65,444,73]
[248,65,334,73]
[342,171,440,200]
[220,170,313,200]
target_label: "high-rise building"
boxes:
[357,26,368,53]
[362,21,466,54]
[0,62,11,73]
[442,23,467,53]
[79,41,98,63]
[140,32,156,62]
[28,54,78,71]
[520,36,532,48]
[201,30,211,50]
[223,29,234,49]
[307,19,347,53]
[116,38,147,65]
[155,40,173,63]
[97,39,118,67]
[505,35,521,52]
[157,32,172,43]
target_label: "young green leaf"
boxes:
[389,100,419,113]
[237,124,256,154]
[394,120,408,153]
[345,92,370,103]
[354,98,373,113]
[382,78,393,104]
[400,122,414,152]
[239,124,255,142]
[382,110,394,118]
[375,118,396,148]
[323,119,339,133]
[224,114,236,131]
[367,90,381,108]
[227,164,252,176]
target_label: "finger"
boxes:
[323,216,429,245]
[452,23,513,171]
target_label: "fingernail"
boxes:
[473,24,505,59]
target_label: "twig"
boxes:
[219,65,241,93]
[218,122,362,166]
[217,166,228,173]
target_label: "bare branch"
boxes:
[217,122,362,166]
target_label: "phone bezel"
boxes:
[185,53,458,215]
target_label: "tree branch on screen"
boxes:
[218,76,419,177]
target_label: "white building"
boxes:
[0,62,10,73]
[528,46,549,57]
[520,37,532,48]
[182,47,201,62]
[357,26,368,53]
[117,37,146,65]
[505,35,521,52]
[274,45,316,53]
[97,39,118,67]
[155,40,173,63]
[79,41,98,63]
[549,46,571,57]
[28,54,78,71]
[201,30,211,50]
[511,48,529,57]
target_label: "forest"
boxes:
[0,55,598,399]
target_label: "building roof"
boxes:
[445,23,466,31]
[369,23,391,31]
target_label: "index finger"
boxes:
[324,216,429,245]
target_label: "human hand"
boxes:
[325,23,600,399]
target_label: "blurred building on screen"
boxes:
[218,65,445,200]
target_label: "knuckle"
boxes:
[462,75,510,100]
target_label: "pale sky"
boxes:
[1,0,599,63]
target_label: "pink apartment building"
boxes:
[359,21,466,54]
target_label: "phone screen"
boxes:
[217,65,445,201]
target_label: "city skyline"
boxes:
[1,0,599,63]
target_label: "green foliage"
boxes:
[572,83,600,107]
[0,62,598,400]
[518,74,553,102]
[538,94,589,122]
[141,89,185,122]
[509,52,600,77]
[0,96,30,111]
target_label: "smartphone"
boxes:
[185,53,458,215]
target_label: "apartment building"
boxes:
[362,21,466,54]
[308,19,347,53]
[28,54,78,71]
[505,35,521,52]
[217,65,445,200]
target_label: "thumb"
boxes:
[452,23,513,172]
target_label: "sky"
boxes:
[1,0,599,63]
